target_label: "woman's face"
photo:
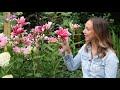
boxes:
[83,20,96,42]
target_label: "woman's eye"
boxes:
[87,29,90,31]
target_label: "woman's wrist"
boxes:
[65,48,71,55]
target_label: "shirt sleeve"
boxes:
[63,44,86,71]
[105,54,119,78]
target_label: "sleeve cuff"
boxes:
[64,52,73,61]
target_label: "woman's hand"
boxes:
[60,41,71,54]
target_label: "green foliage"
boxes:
[0,42,82,78]
[111,28,120,60]
[0,12,3,15]
[0,13,5,33]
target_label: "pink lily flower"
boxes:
[16,16,30,26]
[55,27,71,41]
[48,37,58,43]
[0,33,8,48]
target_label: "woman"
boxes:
[60,16,119,78]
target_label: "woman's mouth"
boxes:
[84,34,87,38]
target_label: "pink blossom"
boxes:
[35,42,39,47]
[11,25,26,35]
[42,25,47,32]
[39,34,48,41]
[34,26,43,34]
[70,23,80,30]
[16,16,30,26]
[12,24,21,31]
[48,37,58,43]
[13,46,21,53]
[13,46,32,55]
[27,34,34,40]
[55,27,71,41]
[22,37,32,45]
[61,37,68,41]
[31,28,35,33]
[31,25,47,35]
[13,36,19,41]
[22,46,33,55]
[20,47,25,53]
[13,41,19,45]
[0,33,8,48]
[44,22,52,30]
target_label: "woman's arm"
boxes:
[105,54,119,78]
[63,52,81,71]
[62,44,86,71]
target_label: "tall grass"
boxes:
[111,29,120,60]
[105,25,120,78]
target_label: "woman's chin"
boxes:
[85,38,89,42]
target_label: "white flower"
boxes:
[47,21,52,29]
[69,22,80,30]
[2,74,13,78]
[15,12,23,15]
[0,52,11,67]
[44,36,48,40]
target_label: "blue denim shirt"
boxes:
[63,44,119,78]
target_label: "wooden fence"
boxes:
[3,12,11,37]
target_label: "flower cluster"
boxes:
[9,16,81,56]
[69,22,80,30]
[0,52,11,67]
[0,33,9,48]
[10,16,53,55]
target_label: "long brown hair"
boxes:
[85,16,113,58]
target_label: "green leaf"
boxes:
[72,41,83,45]
[111,30,115,46]
[26,73,33,76]
[35,73,41,77]
[0,68,5,76]
[61,12,72,16]
[16,63,22,69]
[45,45,54,52]
[44,12,55,15]
[0,15,5,22]
[33,56,41,60]
[63,19,69,27]
[17,57,23,63]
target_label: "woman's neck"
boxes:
[91,40,98,58]
[92,43,97,50]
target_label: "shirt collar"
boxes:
[87,44,98,60]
